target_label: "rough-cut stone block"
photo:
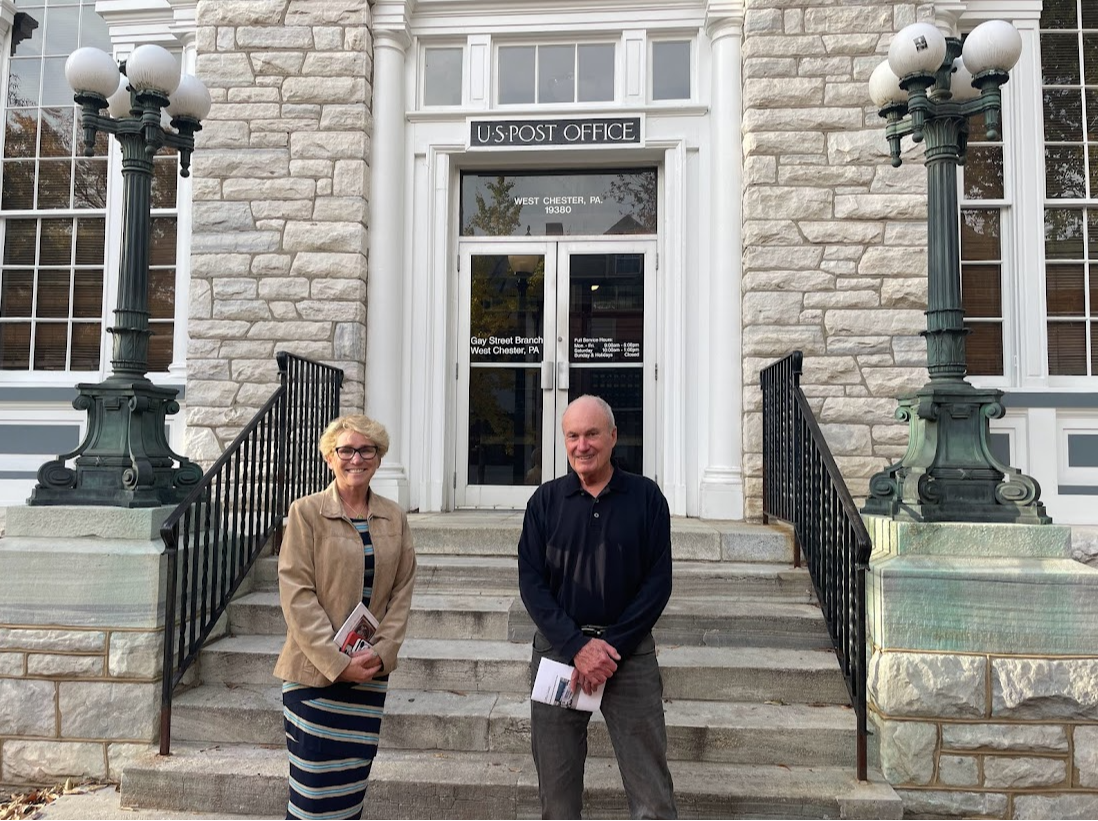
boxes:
[983,755,1066,788]
[0,678,55,734]
[1078,725,1098,787]
[742,292,804,324]
[60,681,158,740]
[109,631,163,679]
[284,221,366,254]
[291,131,366,160]
[107,742,149,781]
[993,659,1098,719]
[3,740,106,781]
[804,6,892,32]
[941,723,1068,754]
[938,754,979,787]
[825,309,924,336]
[869,519,1072,560]
[869,651,986,718]
[743,78,824,108]
[236,26,312,49]
[196,53,255,86]
[800,221,883,244]
[27,654,103,677]
[283,77,366,104]
[821,397,900,425]
[895,789,1007,817]
[1014,794,1098,819]
[0,651,23,674]
[818,423,872,455]
[835,194,925,220]
[876,718,936,785]
[0,627,106,652]
[744,186,832,220]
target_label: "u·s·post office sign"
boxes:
[467,116,645,150]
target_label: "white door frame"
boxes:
[455,237,658,508]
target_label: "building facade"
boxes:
[0,0,1094,527]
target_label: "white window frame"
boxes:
[492,38,621,109]
[647,35,696,105]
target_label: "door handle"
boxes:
[541,360,555,390]
[557,360,569,391]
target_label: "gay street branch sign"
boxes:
[468,116,645,150]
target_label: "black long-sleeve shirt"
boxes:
[517,468,673,661]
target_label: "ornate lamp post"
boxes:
[29,45,211,507]
[862,20,1050,524]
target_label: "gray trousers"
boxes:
[529,632,677,820]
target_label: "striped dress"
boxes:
[283,517,388,821]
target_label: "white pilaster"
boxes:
[367,24,411,508]
[699,7,745,520]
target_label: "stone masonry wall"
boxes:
[871,650,1098,819]
[740,0,934,520]
[186,0,372,463]
[0,625,161,784]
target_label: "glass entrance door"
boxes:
[456,240,655,508]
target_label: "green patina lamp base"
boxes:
[862,381,1052,525]
[28,376,202,508]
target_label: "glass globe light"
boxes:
[888,22,948,77]
[869,61,909,107]
[64,47,121,98]
[949,58,981,101]
[125,44,180,95]
[962,19,1023,75]
[167,74,212,121]
[107,76,131,119]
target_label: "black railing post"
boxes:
[157,352,343,756]
[760,351,869,782]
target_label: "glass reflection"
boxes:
[468,367,542,486]
[462,170,657,237]
[569,368,643,474]
[498,47,534,104]
[1045,209,1084,259]
[1044,89,1082,142]
[469,254,545,365]
[964,322,1003,376]
[538,45,575,103]
[569,253,643,362]
[1045,145,1086,199]
[578,45,614,102]
[1048,322,1087,375]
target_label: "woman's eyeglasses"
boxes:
[333,445,380,461]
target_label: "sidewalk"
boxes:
[34,785,269,820]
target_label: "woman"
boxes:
[274,415,417,820]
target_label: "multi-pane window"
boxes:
[1040,0,1098,376]
[497,44,615,105]
[0,0,179,373]
[961,111,1007,376]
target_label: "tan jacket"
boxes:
[273,482,417,687]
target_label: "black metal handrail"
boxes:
[158,351,343,754]
[761,351,871,782]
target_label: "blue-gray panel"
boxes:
[0,387,77,402]
[1058,485,1098,495]
[0,425,80,454]
[1067,435,1098,468]
[988,433,1011,467]
[0,470,37,479]
[1002,392,1098,409]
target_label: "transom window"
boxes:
[1040,0,1098,376]
[497,43,615,105]
[651,40,691,101]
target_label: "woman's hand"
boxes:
[336,648,383,683]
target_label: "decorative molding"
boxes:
[93,0,198,48]
[705,0,743,38]
[373,0,413,45]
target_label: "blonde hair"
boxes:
[318,415,390,459]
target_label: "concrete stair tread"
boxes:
[173,682,857,730]
[234,588,821,619]
[122,743,900,818]
[204,633,838,669]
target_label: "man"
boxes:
[518,394,677,820]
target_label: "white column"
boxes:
[169,36,197,384]
[699,10,745,520]
[366,30,410,507]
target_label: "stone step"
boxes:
[407,513,796,564]
[252,554,816,599]
[197,635,849,703]
[227,589,831,649]
[121,744,901,819]
[170,682,859,767]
